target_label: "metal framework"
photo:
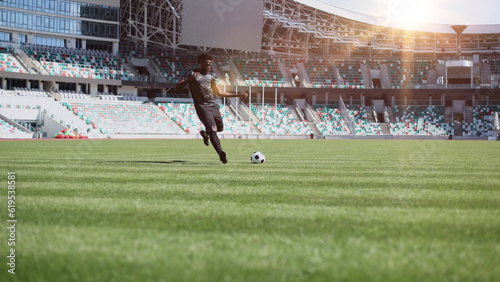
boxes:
[119,0,500,58]
[120,0,182,53]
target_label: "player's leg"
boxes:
[196,105,226,163]
[206,122,222,154]
[205,124,226,163]
[214,111,224,133]
[205,105,226,163]
[195,106,211,146]
[213,113,227,164]
[199,130,209,146]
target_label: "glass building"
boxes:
[0,0,120,53]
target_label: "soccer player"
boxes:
[175,53,248,164]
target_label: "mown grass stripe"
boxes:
[0,139,499,281]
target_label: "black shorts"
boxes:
[195,103,223,132]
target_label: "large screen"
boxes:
[180,0,263,52]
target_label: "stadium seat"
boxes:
[389,105,452,136]
[234,59,286,87]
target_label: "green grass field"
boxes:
[1,139,500,282]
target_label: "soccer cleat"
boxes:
[219,151,227,164]
[200,130,209,146]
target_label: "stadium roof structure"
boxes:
[261,0,500,58]
[296,0,500,34]
[120,0,500,57]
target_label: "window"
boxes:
[44,17,50,31]
[105,8,111,20]
[22,13,28,28]
[48,17,55,32]
[1,10,8,23]
[60,18,70,32]
[73,2,81,17]
[33,36,64,47]
[0,4,118,38]
[109,9,117,21]
[60,1,70,15]
[9,11,15,24]
[48,0,55,11]
[18,34,27,44]
[75,38,82,49]
[0,31,10,42]
[35,0,42,11]
[36,15,42,27]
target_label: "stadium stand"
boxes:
[304,58,337,88]
[158,102,250,135]
[214,57,234,85]
[346,106,382,135]
[0,119,23,134]
[0,46,26,73]
[385,60,432,89]
[389,106,453,136]
[368,60,382,70]
[14,87,48,97]
[151,53,198,83]
[63,101,181,135]
[25,45,132,80]
[314,105,350,135]
[336,61,364,88]
[234,58,286,87]
[463,106,500,137]
[386,61,404,89]
[491,59,500,76]
[251,104,312,135]
[0,89,93,133]
[158,102,202,134]
[0,0,499,140]
[219,105,251,135]
[58,90,91,100]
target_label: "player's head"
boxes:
[198,52,214,64]
[197,52,214,72]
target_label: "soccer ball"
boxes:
[251,151,266,164]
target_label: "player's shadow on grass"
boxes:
[96,160,217,165]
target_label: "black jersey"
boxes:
[181,69,217,106]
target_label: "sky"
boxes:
[321,0,500,26]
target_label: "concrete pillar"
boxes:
[112,42,119,55]
[90,84,98,96]
[11,33,18,44]
[66,39,75,49]
[27,34,34,45]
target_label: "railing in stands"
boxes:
[338,96,354,133]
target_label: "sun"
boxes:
[395,0,433,27]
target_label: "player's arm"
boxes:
[212,81,248,98]
[175,71,197,92]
